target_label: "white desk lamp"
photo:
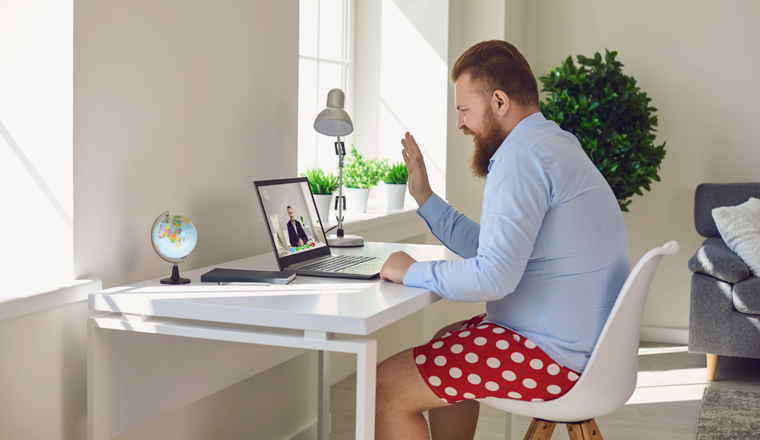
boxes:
[313,88,364,247]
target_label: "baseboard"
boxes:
[640,326,689,345]
[281,418,317,440]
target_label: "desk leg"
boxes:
[88,319,109,440]
[318,350,331,440]
[355,339,377,440]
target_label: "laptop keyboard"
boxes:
[299,255,377,272]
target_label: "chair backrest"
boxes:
[480,241,679,422]
[569,241,679,415]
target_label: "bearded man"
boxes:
[376,40,631,440]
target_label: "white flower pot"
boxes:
[385,183,407,209]
[313,193,334,223]
[345,187,370,213]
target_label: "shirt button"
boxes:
[425,215,430,219]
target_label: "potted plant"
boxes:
[343,146,388,213]
[383,161,408,209]
[301,167,339,222]
[539,50,666,212]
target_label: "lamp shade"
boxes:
[314,88,353,137]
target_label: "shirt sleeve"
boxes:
[403,146,553,302]
[415,192,480,258]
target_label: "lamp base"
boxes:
[327,233,364,247]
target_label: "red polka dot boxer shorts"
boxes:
[413,314,581,404]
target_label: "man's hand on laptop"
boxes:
[380,251,417,284]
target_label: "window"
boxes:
[298,0,354,175]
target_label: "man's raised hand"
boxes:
[401,132,433,207]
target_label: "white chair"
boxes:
[479,241,679,440]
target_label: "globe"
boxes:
[151,211,198,284]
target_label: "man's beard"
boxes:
[463,110,507,178]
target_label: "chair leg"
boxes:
[706,354,718,381]
[566,419,603,439]
[523,418,556,440]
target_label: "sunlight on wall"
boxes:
[0,1,73,284]
[379,0,448,195]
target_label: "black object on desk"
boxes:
[200,268,296,285]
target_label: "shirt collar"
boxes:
[488,111,545,172]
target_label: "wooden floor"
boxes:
[329,343,760,439]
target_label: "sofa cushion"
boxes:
[712,197,760,277]
[694,183,760,238]
[688,237,751,284]
[733,276,760,314]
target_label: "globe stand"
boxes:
[161,263,190,284]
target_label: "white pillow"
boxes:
[712,197,760,278]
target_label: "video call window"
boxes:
[258,182,327,257]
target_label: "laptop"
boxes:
[254,177,386,279]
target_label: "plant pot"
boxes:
[313,193,333,224]
[385,183,407,209]
[345,187,370,213]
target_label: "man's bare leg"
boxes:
[376,321,481,440]
[427,321,480,440]
[376,348,450,439]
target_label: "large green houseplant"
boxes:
[539,50,666,211]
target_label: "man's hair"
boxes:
[287,206,292,210]
[450,40,539,109]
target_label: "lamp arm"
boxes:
[336,136,345,237]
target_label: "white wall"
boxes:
[74,0,299,288]
[69,1,304,439]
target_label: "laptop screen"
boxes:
[254,177,331,269]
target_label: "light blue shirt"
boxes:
[403,112,630,373]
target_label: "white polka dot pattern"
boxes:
[547,385,562,395]
[412,314,580,404]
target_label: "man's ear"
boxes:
[491,90,510,116]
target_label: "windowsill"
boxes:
[0,279,102,322]
[321,193,421,232]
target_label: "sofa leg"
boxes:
[706,354,719,381]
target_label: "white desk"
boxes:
[88,242,457,440]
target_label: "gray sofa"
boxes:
[688,183,760,381]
